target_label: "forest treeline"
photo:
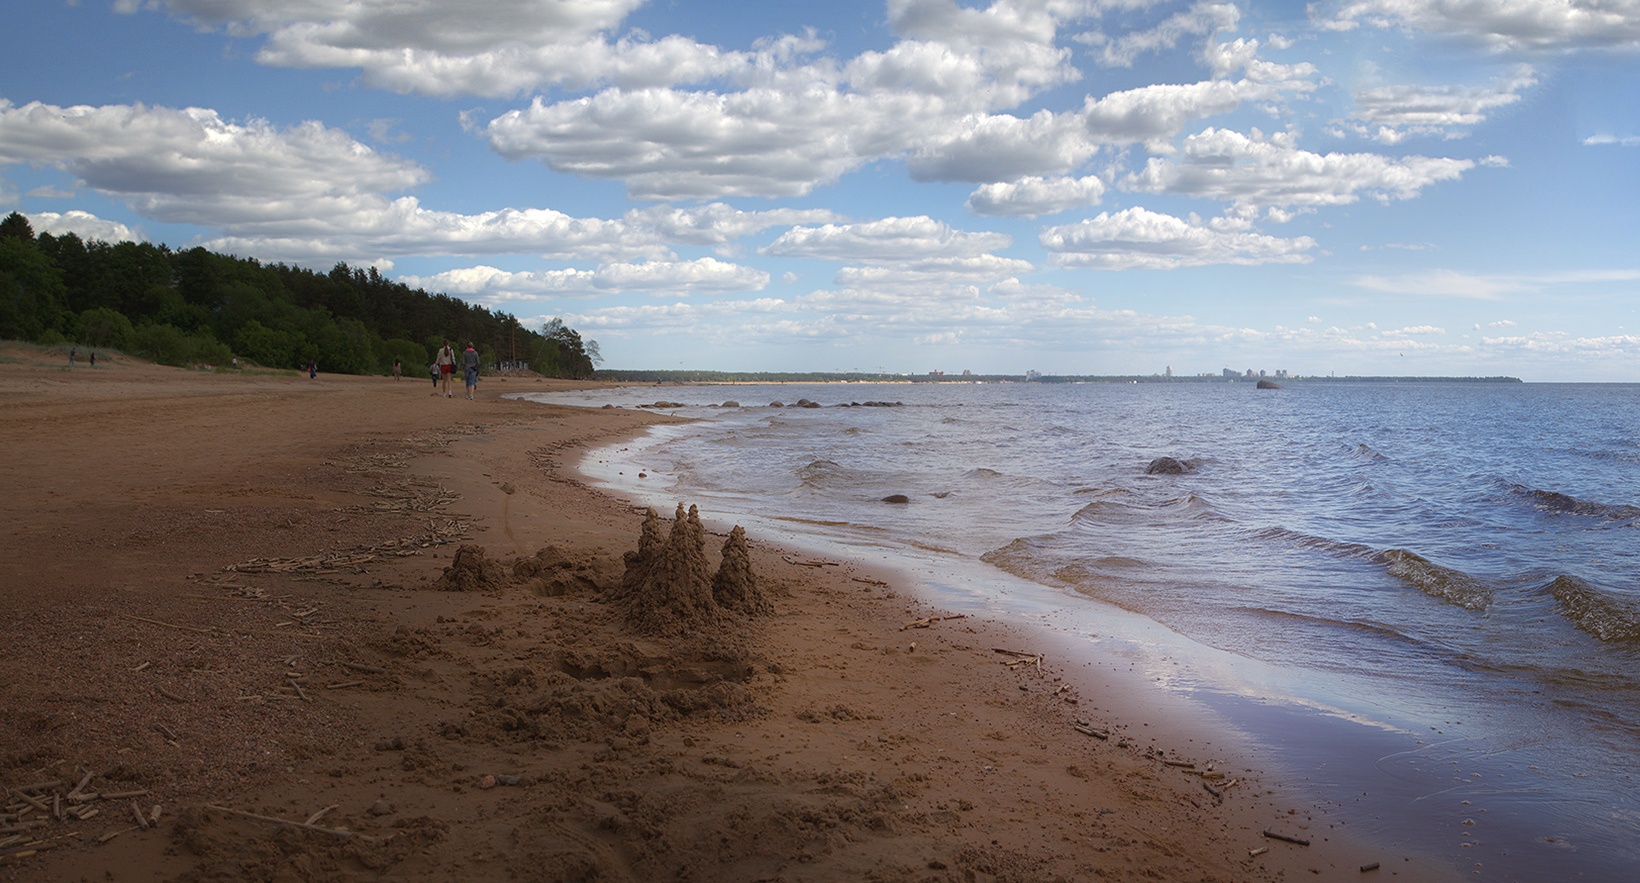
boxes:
[0,212,600,378]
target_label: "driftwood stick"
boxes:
[11,780,64,794]
[98,790,150,801]
[341,662,388,674]
[12,792,48,812]
[326,681,364,690]
[131,800,149,830]
[304,805,337,825]
[287,678,311,702]
[1262,828,1311,846]
[97,825,140,844]
[206,804,354,840]
[156,686,188,703]
[124,615,214,635]
[69,770,95,797]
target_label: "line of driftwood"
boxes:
[226,518,470,574]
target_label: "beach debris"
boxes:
[901,614,966,630]
[3,775,161,846]
[1360,861,1381,872]
[1249,846,1269,858]
[851,576,889,587]
[782,556,837,568]
[227,519,471,575]
[992,648,1044,673]
[1262,828,1311,846]
[205,804,356,840]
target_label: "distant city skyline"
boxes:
[3,2,1638,381]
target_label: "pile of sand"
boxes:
[617,504,768,636]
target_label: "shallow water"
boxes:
[522,381,1640,880]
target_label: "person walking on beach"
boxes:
[69,347,76,366]
[461,342,480,400]
[435,339,456,398]
[392,358,401,380]
[308,360,318,379]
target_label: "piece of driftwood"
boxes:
[326,681,364,690]
[205,804,354,840]
[1073,724,1110,740]
[341,662,387,674]
[125,615,213,635]
[131,801,149,830]
[97,825,140,844]
[1360,861,1381,872]
[156,686,188,703]
[1262,828,1310,846]
[99,790,150,800]
[304,805,337,825]
[1249,846,1269,857]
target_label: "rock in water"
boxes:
[1145,457,1194,475]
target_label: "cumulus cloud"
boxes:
[27,209,140,244]
[1340,64,1538,143]
[402,257,769,302]
[1318,0,1640,53]
[623,203,843,246]
[122,0,749,98]
[0,99,672,264]
[763,216,1012,264]
[1076,1,1242,68]
[1585,134,1640,146]
[966,174,1107,216]
[1040,206,1317,269]
[1123,127,1475,208]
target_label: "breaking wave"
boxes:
[1549,575,1640,643]
[1376,549,1492,611]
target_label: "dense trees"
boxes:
[0,212,599,377]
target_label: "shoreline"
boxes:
[1,346,1453,881]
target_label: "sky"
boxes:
[2,1,1638,380]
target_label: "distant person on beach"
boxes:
[462,342,480,400]
[89,352,96,367]
[69,348,76,366]
[308,360,317,379]
[436,339,456,398]
[429,361,438,390]
[392,358,401,380]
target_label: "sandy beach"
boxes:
[0,344,1451,881]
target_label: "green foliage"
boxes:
[132,322,191,367]
[384,338,430,375]
[79,307,136,351]
[0,236,69,341]
[0,225,598,378]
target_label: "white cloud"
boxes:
[1585,134,1640,146]
[623,203,844,246]
[0,99,670,264]
[1341,64,1538,143]
[1076,1,1242,68]
[402,257,769,302]
[966,174,1107,216]
[1352,268,1640,300]
[1318,0,1640,53]
[763,216,1012,264]
[1040,206,1318,269]
[27,210,140,244]
[1123,127,1475,208]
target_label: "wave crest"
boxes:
[1376,549,1491,610]
[1550,575,1640,643]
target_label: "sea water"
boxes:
[519,381,1640,880]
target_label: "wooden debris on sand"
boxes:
[901,614,966,630]
[227,518,470,574]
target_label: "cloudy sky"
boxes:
[3,1,1638,379]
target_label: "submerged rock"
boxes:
[1144,457,1194,475]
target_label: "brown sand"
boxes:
[0,344,1445,881]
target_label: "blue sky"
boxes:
[2,1,1638,380]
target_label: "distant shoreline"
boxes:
[596,369,1526,385]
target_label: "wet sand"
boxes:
[0,343,1452,881]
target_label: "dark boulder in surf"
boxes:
[881,494,911,504]
[1256,379,1281,389]
[1145,457,1194,475]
